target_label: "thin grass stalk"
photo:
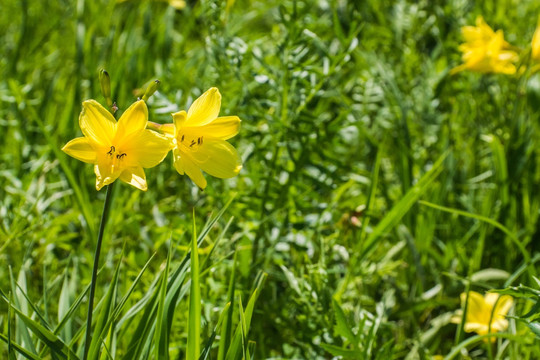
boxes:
[83,182,115,360]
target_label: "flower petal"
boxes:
[117,100,148,139]
[186,87,221,127]
[119,167,148,191]
[94,164,122,191]
[187,138,242,179]
[126,129,171,168]
[172,110,187,132]
[493,295,513,317]
[463,322,489,335]
[172,148,185,175]
[80,100,117,147]
[62,137,97,164]
[463,291,489,324]
[194,116,241,140]
[182,156,207,189]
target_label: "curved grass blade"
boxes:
[360,151,448,259]
[0,333,41,360]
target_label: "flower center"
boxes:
[105,145,128,169]
[177,133,204,151]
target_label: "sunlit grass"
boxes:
[2,0,540,358]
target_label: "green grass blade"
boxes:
[187,213,201,360]
[58,271,73,342]
[4,300,78,359]
[200,302,231,360]
[360,151,448,259]
[218,250,238,360]
[331,298,357,347]
[87,256,121,360]
[225,273,267,360]
[154,246,171,360]
[419,200,536,278]
[9,267,37,356]
[0,333,41,360]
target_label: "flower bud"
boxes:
[142,80,160,102]
[99,69,113,108]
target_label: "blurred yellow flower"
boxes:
[532,22,540,62]
[451,291,513,340]
[62,100,170,191]
[452,16,518,75]
[166,87,242,190]
[117,0,186,10]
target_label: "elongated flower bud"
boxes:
[142,80,160,102]
[99,69,113,108]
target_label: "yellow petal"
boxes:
[186,87,221,127]
[194,116,241,140]
[94,164,122,191]
[80,100,117,147]
[62,137,97,164]
[119,167,148,191]
[160,123,176,137]
[125,129,171,168]
[533,26,540,61]
[172,110,187,132]
[187,138,242,178]
[117,100,148,139]
[493,295,513,317]
[168,0,186,9]
[172,148,185,175]
[182,156,207,189]
[464,322,489,335]
[464,291,489,324]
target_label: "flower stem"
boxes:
[83,182,115,360]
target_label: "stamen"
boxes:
[106,146,115,156]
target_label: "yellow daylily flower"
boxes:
[117,0,186,10]
[532,21,540,62]
[62,100,171,191]
[166,87,242,190]
[451,16,518,75]
[451,291,513,341]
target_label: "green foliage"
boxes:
[2,0,540,358]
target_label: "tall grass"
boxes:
[2,0,540,358]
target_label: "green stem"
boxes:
[83,182,115,360]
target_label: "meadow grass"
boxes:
[2,0,540,358]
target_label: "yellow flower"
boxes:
[117,0,186,10]
[452,16,518,75]
[62,100,171,191]
[451,291,513,340]
[166,87,242,190]
[532,21,540,62]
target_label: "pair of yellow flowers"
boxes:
[453,16,540,75]
[62,88,242,191]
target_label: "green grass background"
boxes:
[2,0,540,358]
